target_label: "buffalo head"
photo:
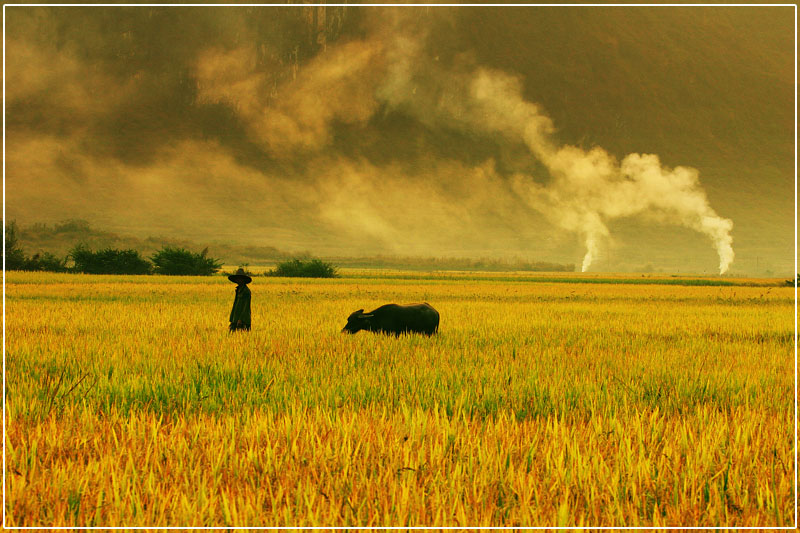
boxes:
[341,308,374,334]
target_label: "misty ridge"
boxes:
[5,7,795,275]
[10,218,576,272]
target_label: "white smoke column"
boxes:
[465,68,734,273]
[619,154,735,274]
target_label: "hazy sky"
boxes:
[4,6,795,274]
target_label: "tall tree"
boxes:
[4,220,27,270]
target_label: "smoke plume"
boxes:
[366,14,736,272]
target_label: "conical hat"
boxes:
[228,267,252,284]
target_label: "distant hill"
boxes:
[14,219,292,266]
[11,219,576,272]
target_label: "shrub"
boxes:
[268,258,337,278]
[70,245,152,275]
[151,247,222,276]
[24,252,68,272]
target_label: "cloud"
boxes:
[5,6,748,272]
[195,39,384,156]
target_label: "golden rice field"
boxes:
[4,270,796,527]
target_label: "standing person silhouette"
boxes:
[228,268,252,332]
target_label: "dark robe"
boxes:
[229,283,251,331]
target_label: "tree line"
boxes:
[4,221,338,277]
[4,221,221,275]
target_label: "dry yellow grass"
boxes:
[4,271,796,527]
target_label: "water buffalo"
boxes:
[341,303,440,336]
